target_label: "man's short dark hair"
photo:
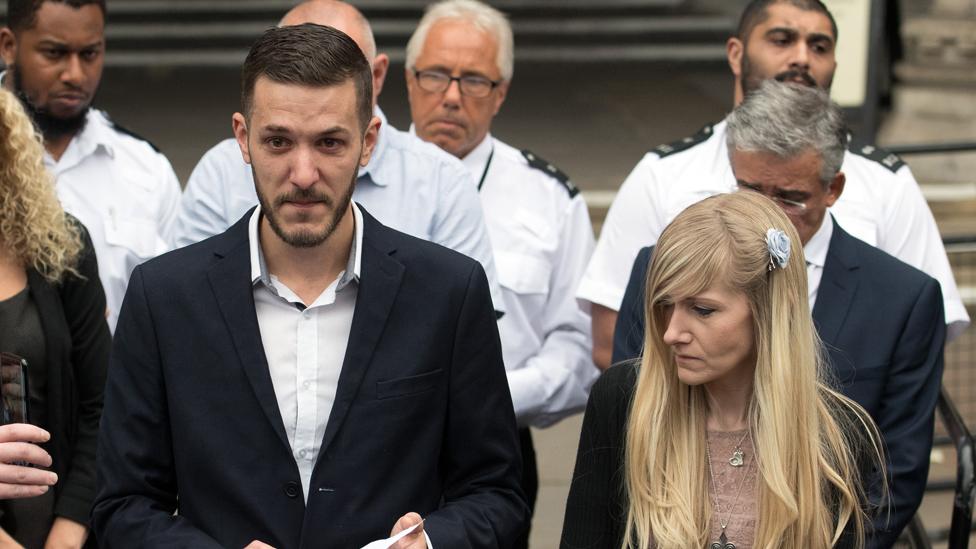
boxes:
[241,23,373,132]
[736,0,838,43]
[5,0,106,32]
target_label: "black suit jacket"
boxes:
[24,225,110,530]
[612,220,946,548]
[93,206,528,548]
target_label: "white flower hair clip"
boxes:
[766,228,791,271]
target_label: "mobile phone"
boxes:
[0,352,30,425]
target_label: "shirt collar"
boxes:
[249,202,364,290]
[802,214,833,268]
[358,105,390,187]
[461,133,493,176]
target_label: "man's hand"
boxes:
[243,541,276,549]
[0,424,57,499]
[43,517,88,549]
[390,513,425,549]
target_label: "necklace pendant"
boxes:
[729,449,744,467]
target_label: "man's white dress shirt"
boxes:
[173,108,504,313]
[250,203,362,502]
[45,108,181,332]
[579,120,969,339]
[463,135,598,428]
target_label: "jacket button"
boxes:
[283,481,300,498]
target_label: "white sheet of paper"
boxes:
[359,520,423,549]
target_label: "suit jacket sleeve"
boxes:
[867,278,946,548]
[612,247,652,365]
[422,262,530,548]
[91,266,223,548]
[52,228,111,526]
[560,364,633,548]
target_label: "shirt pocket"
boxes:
[103,213,162,259]
[495,250,551,296]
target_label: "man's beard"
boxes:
[11,64,89,140]
[739,52,825,97]
[255,169,357,249]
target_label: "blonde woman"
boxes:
[561,191,883,549]
[0,87,110,548]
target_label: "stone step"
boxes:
[1,0,733,66]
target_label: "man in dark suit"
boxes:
[613,81,946,547]
[92,24,527,549]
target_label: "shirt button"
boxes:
[283,481,300,498]
[299,449,308,458]
[302,381,312,390]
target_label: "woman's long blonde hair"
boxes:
[622,191,884,548]
[0,87,82,281]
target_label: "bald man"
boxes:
[172,0,506,315]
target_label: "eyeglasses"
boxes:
[413,69,501,98]
[736,183,808,214]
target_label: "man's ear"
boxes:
[371,53,390,104]
[231,112,252,164]
[359,115,381,168]
[726,37,744,79]
[824,171,846,207]
[0,28,18,70]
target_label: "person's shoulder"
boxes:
[362,205,481,273]
[494,138,580,200]
[647,121,721,161]
[843,136,907,175]
[836,224,936,291]
[94,109,165,158]
[595,361,639,400]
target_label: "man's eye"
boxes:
[80,49,100,61]
[319,138,343,150]
[42,49,66,59]
[266,137,289,149]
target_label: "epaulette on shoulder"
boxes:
[109,120,161,153]
[847,138,904,173]
[650,123,714,158]
[521,149,579,198]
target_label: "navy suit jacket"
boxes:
[93,206,528,548]
[612,220,946,548]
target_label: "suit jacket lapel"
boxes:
[319,209,404,456]
[207,212,290,450]
[811,219,860,348]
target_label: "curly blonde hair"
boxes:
[0,87,82,282]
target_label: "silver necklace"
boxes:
[705,431,754,549]
[728,430,750,467]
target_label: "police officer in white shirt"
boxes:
[0,0,181,333]
[171,0,505,313]
[579,0,969,369]
[405,2,597,544]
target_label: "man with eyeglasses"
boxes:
[405,2,597,546]
[578,0,968,373]
[171,0,506,315]
[614,81,946,548]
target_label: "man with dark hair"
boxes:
[579,0,967,371]
[93,23,527,549]
[0,0,182,333]
[172,0,506,318]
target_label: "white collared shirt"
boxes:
[579,119,969,339]
[42,108,181,332]
[249,203,362,501]
[172,107,504,313]
[462,134,598,428]
[804,214,834,308]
